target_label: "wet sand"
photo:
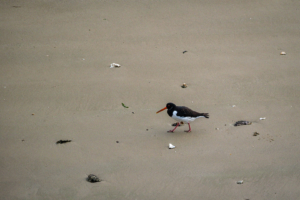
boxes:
[1,0,300,199]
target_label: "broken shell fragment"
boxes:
[169,143,175,149]
[87,174,101,183]
[234,121,252,126]
[259,117,266,120]
[280,51,286,55]
[253,132,259,136]
[110,63,121,68]
[181,83,187,88]
[237,180,243,184]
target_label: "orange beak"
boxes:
[156,107,167,114]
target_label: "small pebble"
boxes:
[183,51,187,54]
[116,141,119,143]
[181,83,187,88]
[237,180,243,184]
[132,112,134,114]
[259,117,266,120]
[280,51,286,55]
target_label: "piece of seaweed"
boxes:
[122,103,129,108]
[56,140,72,144]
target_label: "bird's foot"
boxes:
[168,130,175,133]
[185,123,191,132]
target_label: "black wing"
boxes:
[176,106,209,118]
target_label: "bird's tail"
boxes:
[201,113,209,118]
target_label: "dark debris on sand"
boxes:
[234,121,252,126]
[56,140,72,144]
[172,122,184,126]
[87,174,101,183]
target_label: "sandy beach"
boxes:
[1,0,300,199]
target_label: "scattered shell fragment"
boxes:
[280,51,286,55]
[253,132,259,136]
[87,174,101,183]
[234,121,252,126]
[169,143,175,149]
[259,117,266,120]
[110,63,121,68]
[181,83,187,88]
[237,180,244,184]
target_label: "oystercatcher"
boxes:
[156,103,209,132]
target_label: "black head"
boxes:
[166,103,176,110]
[156,102,177,114]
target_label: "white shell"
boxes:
[280,51,286,55]
[110,63,121,68]
[259,117,266,120]
[237,180,243,184]
[169,143,175,149]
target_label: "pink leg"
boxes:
[168,122,179,132]
[184,123,192,132]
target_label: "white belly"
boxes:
[171,111,202,124]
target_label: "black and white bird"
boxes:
[156,103,209,132]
